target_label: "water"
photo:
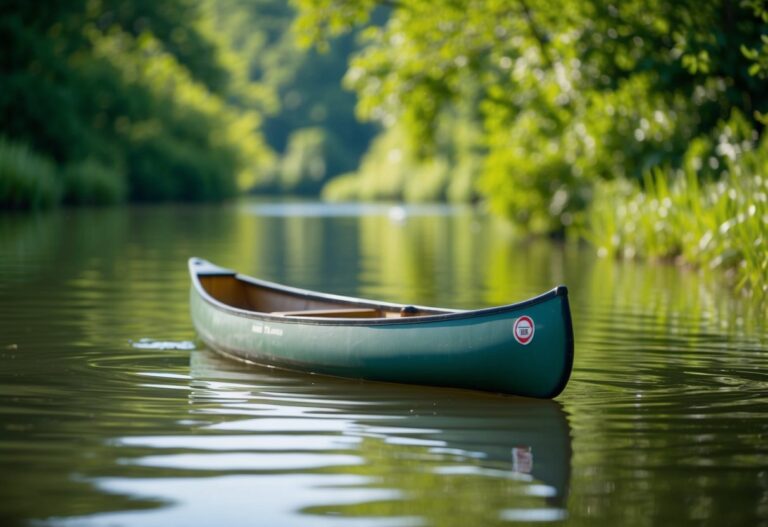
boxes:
[0,200,766,526]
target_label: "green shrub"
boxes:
[0,137,62,209]
[63,159,128,205]
[278,128,328,194]
[321,172,361,201]
[321,120,482,203]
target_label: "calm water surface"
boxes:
[0,201,766,526]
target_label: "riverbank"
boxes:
[585,132,768,296]
[0,137,127,208]
[4,132,766,298]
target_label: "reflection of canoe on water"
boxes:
[189,258,574,398]
[189,348,572,507]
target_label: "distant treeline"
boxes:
[211,0,377,196]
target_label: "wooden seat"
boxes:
[272,308,380,318]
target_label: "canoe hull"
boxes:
[189,260,573,398]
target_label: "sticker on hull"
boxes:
[513,316,535,345]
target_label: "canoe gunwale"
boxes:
[189,257,570,327]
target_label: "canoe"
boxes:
[188,257,574,398]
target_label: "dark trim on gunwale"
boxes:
[189,257,570,327]
[540,290,575,399]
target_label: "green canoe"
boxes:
[189,257,574,398]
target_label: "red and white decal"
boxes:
[513,316,535,345]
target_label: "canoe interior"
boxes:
[198,274,447,319]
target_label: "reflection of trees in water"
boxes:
[3,202,758,329]
[0,209,124,286]
[0,471,164,525]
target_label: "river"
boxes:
[0,200,766,526]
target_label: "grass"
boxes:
[63,159,127,205]
[585,142,768,296]
[0,137,129,209]
[0,137,62,209]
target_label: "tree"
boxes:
[0,0,273,203]
[294,0,768,231]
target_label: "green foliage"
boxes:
[323,125,410,200]
[0,137,62,210]
[740,0,768,78]
[297,0,767,231]
[62,159,127,206]
[277,127,329,193]
[321,127,455,203]
[324,112,483,202]
[212,0,376,193]
[0,0,273,206]
[292,0,378,51]
[295,0,768,293]
[586,111,768,294]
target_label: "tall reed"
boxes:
[586,145,768,295]
[63,159,127,205]
[0,137,62,209]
